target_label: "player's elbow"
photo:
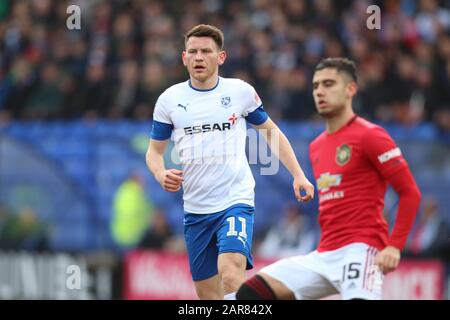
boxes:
[412,184,422,207]
[391,169,421,207]
[413,183,422,201]
[145,146,158,171]
[407,179,421,203]
[401,182,422,211]
[145,147,153,165]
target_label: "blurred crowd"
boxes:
[0,0,449,133]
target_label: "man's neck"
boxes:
[326,108,355,134]
[189,75,219,90]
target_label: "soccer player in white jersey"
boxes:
[146,24,314,300]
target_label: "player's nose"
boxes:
[315,86,324,95]
[315,89,325,98]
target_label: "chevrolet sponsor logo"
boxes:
[317,172,342,192]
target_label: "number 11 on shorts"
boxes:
[226,216,247,239]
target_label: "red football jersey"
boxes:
[309,116,409,252]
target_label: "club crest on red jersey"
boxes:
[336,144,352,166]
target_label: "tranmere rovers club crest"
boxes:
[336,144,352,166]
[221,96,232,108]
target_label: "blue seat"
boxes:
[62,137,91,156]
[94,120,123,138]
[50,222,93,251]
[6,122,29,138]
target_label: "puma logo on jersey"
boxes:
[317,172,342,192]
[177,103,188,111]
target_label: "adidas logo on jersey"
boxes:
[346,282,357,290]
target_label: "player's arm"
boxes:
[375,167,421,274]
[362,127,421,274]
[148,94,184,192]
[251,117,314,202]
[146,139,183,192]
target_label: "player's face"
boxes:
[312,68,356,118]
[182,36,226,83]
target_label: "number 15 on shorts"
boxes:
[342,262,362,282]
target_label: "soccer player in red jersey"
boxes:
[236,57,422,300]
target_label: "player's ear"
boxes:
[347,81,358,98]
[181,51,187,67]
[218,50,227,66]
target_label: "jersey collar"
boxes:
[327,114,358,136]
[188,77,220,92]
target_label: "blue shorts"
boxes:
[183,203,254,281]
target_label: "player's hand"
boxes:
[375,246,400,274]
[156,169,184,192]
[293,175,314,202]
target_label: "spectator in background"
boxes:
[1,57,35,118]
[415,0,450,43]
[22,62,64,119]
[109,60,141,119]
[0,206,49,252]
[110,172,154,250]
[257,203,317,259]
[76,63,113,119]
[137,209,173,250]
[134,60,169,120]
[0,204,12,243]
[138,209,186,253]
[406,195,449,259]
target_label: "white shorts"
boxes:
[259,242,384,300]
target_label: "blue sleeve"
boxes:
[151,120,173,140]
[245,105,269,125]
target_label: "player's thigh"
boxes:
[260,257,338,300]
[184,214,220,281]
[217,204,254,270]
[339,244,383,300]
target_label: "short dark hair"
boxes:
[184,24,224,50]
[315,57,358,83]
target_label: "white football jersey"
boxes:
[152,77,264,213]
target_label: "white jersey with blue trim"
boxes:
[152,77,266,214]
